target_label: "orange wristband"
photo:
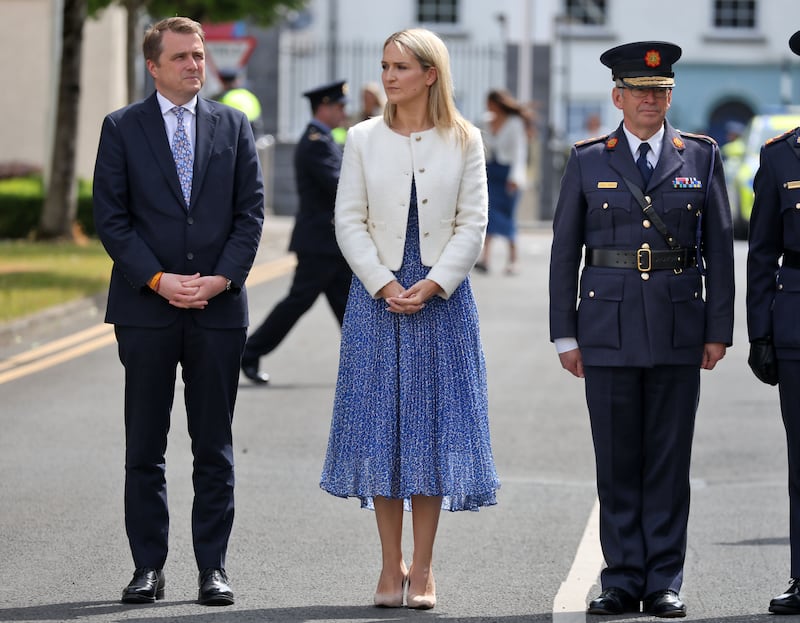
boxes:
[148,271,163,292]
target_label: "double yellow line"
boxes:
[0,254,297,386]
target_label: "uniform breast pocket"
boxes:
[669,276,704,348]
[662,190,702,240]
[780,189,800,241]
[577,272,624,349]
[773,268,800,348]
[585,190,631,246]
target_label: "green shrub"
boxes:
[0,176,94,238]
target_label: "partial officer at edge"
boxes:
[746,28,800,618]
[549,41,734,618]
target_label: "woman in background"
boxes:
[475,88,531,275]
[320,28,500,611]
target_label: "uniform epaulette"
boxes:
[764,127,799,147]
[678,130,717,146]
[574,134,608,148]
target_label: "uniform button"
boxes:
[602,202,609,210]
[186,252,194,260]
[644,195,652,203]
[641,242,650,249]
[641,272,650,281]
[694,291,699,298]
[779,283,784,290]
[796,203,800,209]
[589,290,595,298]
[687,203,692,210]
[643,220,651,228]
[187,216,194,225]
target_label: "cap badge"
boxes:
[645,50,661,68]
[606,137,619,149]
[672,136,685,149]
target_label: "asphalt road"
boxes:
[0,218,789,623]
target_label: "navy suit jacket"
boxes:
[93,92,264,329]
[549,121,735,367]
[289,122,344,257]
[747,126,800,360]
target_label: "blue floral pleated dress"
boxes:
[320,182,500,511]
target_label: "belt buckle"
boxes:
[636,247,652,272]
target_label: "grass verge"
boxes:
[0,239,111,324]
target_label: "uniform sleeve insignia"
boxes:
[672,136,685,149]
[605,137,618,149]
[645,50,661,68]
[309,131,321,141]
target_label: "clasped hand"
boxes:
[157,272,228,309]
[379,279,442,315]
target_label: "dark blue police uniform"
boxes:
[549,41,735,616]
[746,28,800,616]
[242,81,352,383]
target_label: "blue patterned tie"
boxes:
[171,106,193,206]
[637,142,653,186]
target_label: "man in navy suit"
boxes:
[549,41,734,617]
[93,17,264,606]
[240,81,352,384]
[747,28,800,617]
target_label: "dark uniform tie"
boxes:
[637,142,653,186]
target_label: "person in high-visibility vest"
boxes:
[215,69,264,137]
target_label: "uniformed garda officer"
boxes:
[241,80,352,383]
[549,42,734,617]
[747,30,800,616]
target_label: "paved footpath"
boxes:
[0,217,790,622]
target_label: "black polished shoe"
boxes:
[770,578,800,614]
[198,568,234,606]
[587,587,639,615]
[643,589,686,618]
[121,568,164,604]
[241,362,269,385]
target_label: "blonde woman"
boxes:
[320,28,500,610]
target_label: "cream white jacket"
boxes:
[334,116,488,299]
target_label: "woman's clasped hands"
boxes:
[379,279,442,315]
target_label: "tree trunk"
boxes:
[38,0,87,240]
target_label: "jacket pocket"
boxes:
[669,276,705,348]
[773,268,800,348]
[577,272,624,349]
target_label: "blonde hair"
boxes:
[382,28,471,146]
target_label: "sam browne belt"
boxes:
[586,247,697,272]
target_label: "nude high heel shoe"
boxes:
[407,572,436,610]
[374,574,408,608]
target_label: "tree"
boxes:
[37,0,306,240]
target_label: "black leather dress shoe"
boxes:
[587,587,639,614]
[241,362,269,385]
[643,589,686,618]
[121,568,164,603]
[198,568,234,606]
[770,578,800,614]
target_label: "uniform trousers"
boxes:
[778,359,800,577]
[584,364,700,598]
[115,314,246,570]
[242,253,351,363]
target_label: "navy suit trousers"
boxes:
[584,364,700,598]
[115,314,246,570]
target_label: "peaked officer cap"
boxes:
[303,80,349,107]
[790,31,800,56]
[600,41,682,88]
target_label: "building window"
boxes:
[565,0,607,26]
[713,0,756,28]
[417,0,459,24]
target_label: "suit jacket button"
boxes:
[641,272,650,281]
[415,136,422,142]
[186,252,194,260]
[187,216,194,225]
[422,198,428,204]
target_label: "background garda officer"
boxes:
[549,41,734,617]
[241,81,352,383]
[746,29,800,617]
